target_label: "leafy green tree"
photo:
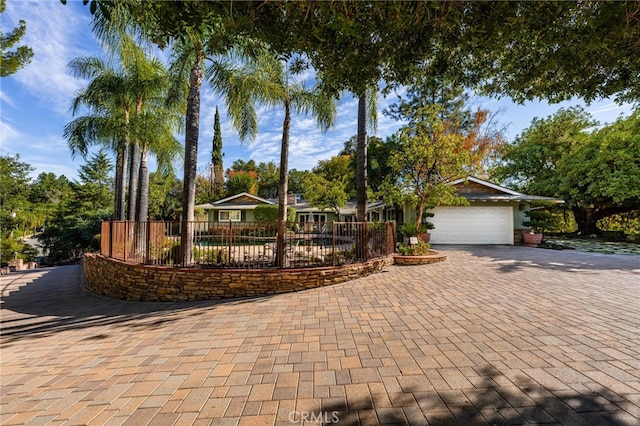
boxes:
[229,159,257,173]
[148,171,182,220]
[302,174,348,216]
[555,112,640,234]
[28,172,73,231]
[367,136,397,194]
[287,169,313,195]
[256,161,279,199]
[0,155,38,265]
[36,154,113,265]
[225,171,258,196]
[312,155,354,198]
[72,149,113,213]
[491,107,594,195]
[339,135,394,195]
[0,0,33,77]
[67,37,182,223]
[0,155,32,235]
[492,108,640,234]
[380,106,470,233]
[386,77,506,176]
[65,55,130,221]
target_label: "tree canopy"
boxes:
[0,0,33,77]
[492,109,640,234]
[380,106,471,233]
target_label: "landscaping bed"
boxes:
[539,238,640,255]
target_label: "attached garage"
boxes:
[429,206,514,244]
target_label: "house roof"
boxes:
[451,176,563,204]
[198,192,275,209]
[449,176,522,195]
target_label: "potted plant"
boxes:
[394,222,447,265]
[399,222,419,242]
[522,209,552,246]
[419,211,435,243]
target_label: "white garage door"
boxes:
[429,206,514,244]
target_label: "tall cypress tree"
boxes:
[211,106,224,200]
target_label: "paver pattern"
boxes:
[1,246,639,425]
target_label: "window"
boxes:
[299,214,327,223]
[219,210,241,221]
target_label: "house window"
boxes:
[299,214,326,223]
[219,210,241,221]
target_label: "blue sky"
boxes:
[1,1,634,182]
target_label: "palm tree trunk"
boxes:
[356,94,368,222]
[135,146,149,260]
[136,146,149,223]
[276,100,291,268]
[127,142,140,221]
[114,138,128,220]
[180,47,204,266]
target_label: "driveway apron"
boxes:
[1,246,639,425]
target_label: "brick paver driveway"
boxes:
[2,246,639,425]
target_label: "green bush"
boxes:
[397,240,431,256]
[254,205,296,223]
[161,243,181,265]
[399,222,419,237]
[193,247,229,264]
[522,209,553,233]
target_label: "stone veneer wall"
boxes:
[83,253,394,302]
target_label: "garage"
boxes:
[428,206,514,244]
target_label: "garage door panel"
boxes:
[429,206,513,244]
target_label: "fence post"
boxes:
[108,221,113,258]
[227,220,232,265]
[145,221,151,264]
[332,223,336,266]
[364,222,369,260]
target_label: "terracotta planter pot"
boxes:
[419,232,431,243]
[523,232,543,246]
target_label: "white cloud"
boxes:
[0,120,23,146]
[587,102,633,125]
[3,1,95,116]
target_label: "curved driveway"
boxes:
[2,246,639,425]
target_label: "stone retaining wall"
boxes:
[393,251,447,265]
[83,253,394,302]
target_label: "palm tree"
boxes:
[169,36,266,265]
[355,88,378,222]
[66,40,183,224]
[168,38,214,265]
[66,57,134,221]
[210,53,336,267]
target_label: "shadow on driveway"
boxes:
[0,264,268,346]
[313,366,633,424]
[433,245,640,274]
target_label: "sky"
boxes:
[1,0,634,182]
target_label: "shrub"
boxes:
[254,205,296,223]
[193,247,229,264]
[161,243,181,265]
[397,240,431,256]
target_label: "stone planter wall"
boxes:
[83,253,394,302]
[393,251,447,265]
